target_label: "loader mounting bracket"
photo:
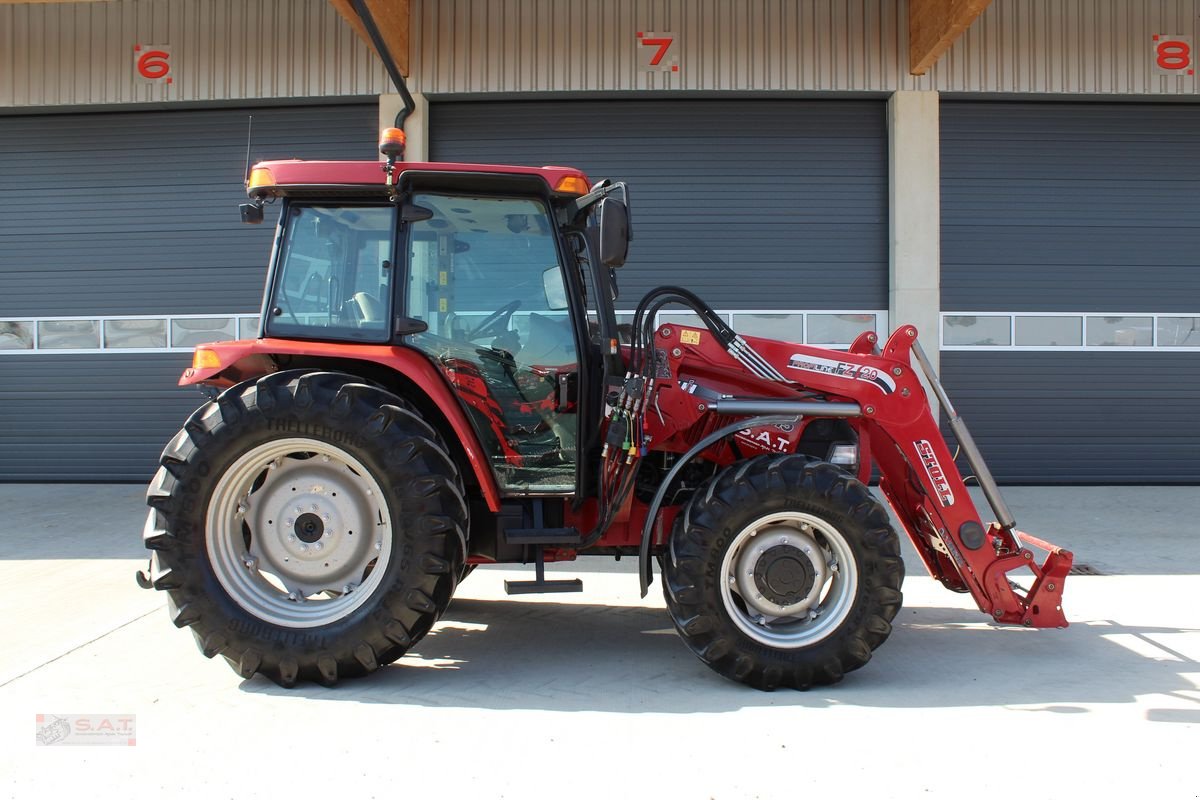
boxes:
[984,529,1074,628]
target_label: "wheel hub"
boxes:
[733,523,832,620]
[753,545,817,607]
[294,512,325,543]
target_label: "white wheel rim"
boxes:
[718,511,858,648]
[206,437,394,629]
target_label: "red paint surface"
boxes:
[250,159,590,194]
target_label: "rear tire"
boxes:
[143,370,467,687]
[663,454,903,690]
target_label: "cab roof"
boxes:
[247,159,592,198]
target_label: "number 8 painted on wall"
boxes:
[1152,36,1193,75]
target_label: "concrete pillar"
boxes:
[887,90,941,408]
[379,91,429,162]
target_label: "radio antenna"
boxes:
[243,115,254,182]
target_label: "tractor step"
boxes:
[501,502,582,594]
[502,527,582,545]
[502,537,583,595]
[504,577,583,595]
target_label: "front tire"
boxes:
[663,454,904,690]
[143,370,467,687]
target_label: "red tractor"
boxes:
[137,124,1073,691]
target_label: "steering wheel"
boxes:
[467,300,521,340]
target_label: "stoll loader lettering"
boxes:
[136,10,1072,690]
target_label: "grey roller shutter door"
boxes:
[0,102,378,481]
[940,352,1200,483]
[1,355,203,482]
[430,99,887,310]
[1,103,378,317]
[941,102,1200,483]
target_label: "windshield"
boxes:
[406,194,569,339]
[266,205,394,342]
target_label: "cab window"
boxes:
[266,205,394,341]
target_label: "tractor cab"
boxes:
[239,153,632,498]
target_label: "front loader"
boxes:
[137,120,1072,690]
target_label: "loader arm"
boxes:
[645,323,1073,628]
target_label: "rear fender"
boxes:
[183,338,502,512]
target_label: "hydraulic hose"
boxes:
[636,415,800,596]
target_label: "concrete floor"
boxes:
[1,483,1198,799]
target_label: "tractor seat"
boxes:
[521,312,575,367]
[353,292,384,324]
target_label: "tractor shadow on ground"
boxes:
[240,594,1200,715]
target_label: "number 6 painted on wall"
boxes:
[133,45,173,85]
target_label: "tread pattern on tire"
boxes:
[144,370,467,687]
[663,454,904,691]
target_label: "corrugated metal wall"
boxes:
[937,0,1200,95]
[0,102,378,481]
[414,0,904,93]
[4,0,1200,106]
[431,99,888,309]
[0,0,389,107]
[412,0,1200,96]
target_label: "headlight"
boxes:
[829,443,858,466]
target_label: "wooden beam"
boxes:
[908,0,992,75]
[328,0,409,77]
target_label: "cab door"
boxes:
[403,192,580,494]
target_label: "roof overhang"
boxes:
[327,0,409,77]
[908,0,994,75]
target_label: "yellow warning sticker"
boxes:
[438,271,448,286]
[680,330,702,345]
[438,298,448,313]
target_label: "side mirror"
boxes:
[393,315,429,340]
[543,267,569,311]
[239,203,264,225]
[597,198,629,268]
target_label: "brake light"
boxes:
[554,175,590,196]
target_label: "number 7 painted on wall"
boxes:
[637,31,679,72]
